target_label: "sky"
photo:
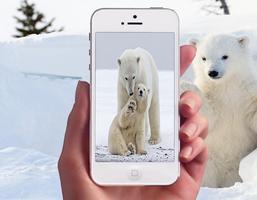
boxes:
[0,0,257,41]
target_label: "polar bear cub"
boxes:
[108,83,150,156]
[117,47,160,145]
[181,34,257,187]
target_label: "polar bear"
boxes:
[108,83,150,156]
[117,47,160,145]
[181,34,257,187]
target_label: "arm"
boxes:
[118,97,137,128]
[58,46,209,200]
[118,106,131,128]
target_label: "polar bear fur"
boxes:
[117,47,160,145]
[181,34,257,187]
[108,83,150,156]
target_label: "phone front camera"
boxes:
[121,22,125,25]
[133,15,137,19]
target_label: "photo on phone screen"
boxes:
[95,32,176,162]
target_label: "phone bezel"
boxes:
[90,8,180,185]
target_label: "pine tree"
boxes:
[200,0,230,15]
[13,0,64,38]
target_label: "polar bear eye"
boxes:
[202,57,207,61]
[125,77,128,80]
[222,55,229,60]
[133,76,135,80]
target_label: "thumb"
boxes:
[61,81,90,162]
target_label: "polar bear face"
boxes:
[190,35,249,82]
[135,83,150,101]
[118,50,140,96]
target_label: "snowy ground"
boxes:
[1,15,257,199]
[0,147,61,200]
[1,146,257,200]
[96,145,175,162]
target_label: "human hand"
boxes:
[58,45,208,200]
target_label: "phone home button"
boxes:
[128,168,141,180]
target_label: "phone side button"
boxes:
[88,64,91,70]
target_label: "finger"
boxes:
[182,144,208,185]
[61,81,90,162]
[179,137,206,163]
[180,91,202,119]
[169,138,208,193]
[180,45,196,76]
[180,113,208,142]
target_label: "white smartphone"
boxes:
[90,8,179,185]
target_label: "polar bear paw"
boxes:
[137,149,147,155]
[121,150,132,156]
[125,100,137,116]
[148,137,159,145]
[127,143,136,155]
[180,80,201,96]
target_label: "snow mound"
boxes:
[0,147,61,200]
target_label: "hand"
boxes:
[58,45,208,200]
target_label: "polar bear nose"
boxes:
[139,90,143,95]
[208,70,219,78]
[129,92,134,96]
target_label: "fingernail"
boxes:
[184,98,195,110]
[182,123,198,138]
[182,146,193,158]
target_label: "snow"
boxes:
[1,14,257,199]
[96,145,175,162]
[0,66,77,156]
[0,147,61,200]
[239,148,257,183]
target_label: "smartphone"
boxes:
[90,8,179,185]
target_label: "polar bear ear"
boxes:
[147,88,150,93]
[237,36,249,48]
[117,58,122,66]
[189,38,199,47]
[137,57,140,63]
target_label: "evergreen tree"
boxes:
[13,0,64,38]
[200,0,230,15]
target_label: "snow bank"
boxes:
[1,15,257,199]
[0,65,77,156]
[0,33,89,78]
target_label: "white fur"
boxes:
[117,47,160,144]
[108,84,149,155]
[182,34,257,187]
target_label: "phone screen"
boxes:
[95,32,176,163]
